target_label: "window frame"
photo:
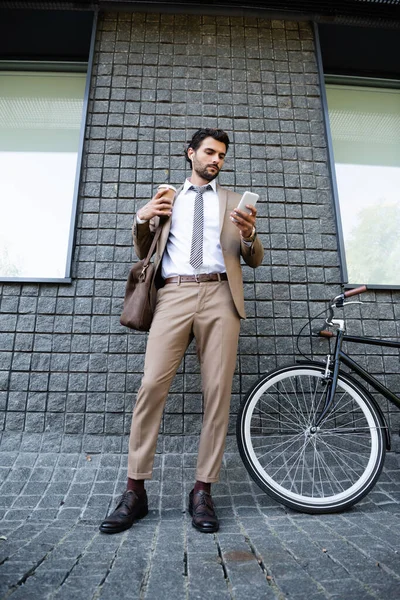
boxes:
[0,12,97,283]
[314,23,400,290]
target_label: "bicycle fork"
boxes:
[314,328,345,428]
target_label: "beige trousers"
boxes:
[128,280,241,483]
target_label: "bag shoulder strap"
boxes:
[143,225,163,267]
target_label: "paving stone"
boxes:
[0,438,399,600]
[0,0,398,464]
[219,536,276,598]
[321,579,376,599]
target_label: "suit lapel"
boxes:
[158,185,182,255]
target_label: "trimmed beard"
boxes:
[192,156,220,182]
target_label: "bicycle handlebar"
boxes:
[343,285,367,298]
[321,285,368,334]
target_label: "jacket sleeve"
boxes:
[225,188,264,269]
[132,215,160,260]
[240,234,264,268]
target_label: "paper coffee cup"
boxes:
[157,184,176,201]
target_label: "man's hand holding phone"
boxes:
[230,191,259,240]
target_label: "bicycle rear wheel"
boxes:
[237,364,386,514]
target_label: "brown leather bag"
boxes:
[120,226,162,332]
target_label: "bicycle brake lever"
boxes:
[331,299,363,309]
[343,300,363,307]
[332,293,345,308]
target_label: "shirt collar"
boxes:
[183,178,217,193]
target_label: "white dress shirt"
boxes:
[161,179,226,278]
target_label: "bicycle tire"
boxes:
[237,363,386,514]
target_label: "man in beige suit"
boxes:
[100,128,264,534]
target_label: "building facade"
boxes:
[0,1,399,452]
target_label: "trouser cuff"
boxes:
[195,473,220,484]
[127,471,153,480]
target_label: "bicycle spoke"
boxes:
[251,434,303,451]
[312,441,345,496]
[313,441,329,497]
[275,379,310,428]
[254,431,305,463]
[321,431,373,451]
[249,409,303,434]
[289,375,312,424]
[281,437,313,492]
[254,391,309,431]
[319,436,372,459]
[320,394,364,427]
[323,425,380,432]
[317,435,368,482]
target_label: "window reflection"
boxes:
[326,84,400,286]
[0,71,86,279]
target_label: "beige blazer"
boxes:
[132,184,264,319]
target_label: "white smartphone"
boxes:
[236,191,259,214]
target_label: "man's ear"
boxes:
[187,147,194,161]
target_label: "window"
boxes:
[0,8,94,282]
[325,80,400,286]
[0,68,86,279]
[318,23,400,288]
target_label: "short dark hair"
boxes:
[185,128,230,165]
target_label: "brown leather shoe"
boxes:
[99,490,148,534]
[188,489,219,533]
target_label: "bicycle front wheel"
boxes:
[237,364,386,514]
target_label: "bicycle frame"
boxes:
[316,330,400,427]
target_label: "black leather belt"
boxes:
[164,273,228,284]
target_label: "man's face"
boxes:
[188,137,226,182]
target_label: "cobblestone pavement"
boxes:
[0,432,399,600]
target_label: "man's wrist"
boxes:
[241,226,256,242]
[136,212,148,224]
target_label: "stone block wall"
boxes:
[0,11,399,443]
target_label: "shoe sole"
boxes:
[99,506,148,534]
[191,520,219,533]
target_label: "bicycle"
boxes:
[236,286,400,514]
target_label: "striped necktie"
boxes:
[189,184,212,269]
